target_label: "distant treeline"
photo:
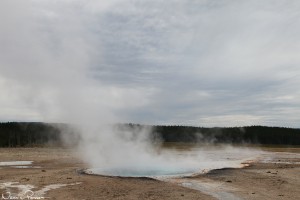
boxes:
[0,122,299,147]
[0,122,63,147]
[153,125,300,145]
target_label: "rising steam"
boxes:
[75,123,260,177]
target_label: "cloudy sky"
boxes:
[0,0,299,127]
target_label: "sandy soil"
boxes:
[0,147,299,200]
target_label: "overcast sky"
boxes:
[0,0,299,127]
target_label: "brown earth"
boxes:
[0,147,299,200]
[192,158,300,199]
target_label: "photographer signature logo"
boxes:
[1,190,48,200]
[1,182,81,200]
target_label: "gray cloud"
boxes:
[0,0,299,127]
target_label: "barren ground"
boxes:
[0,147,299,200]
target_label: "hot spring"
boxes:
[84,144,261,178]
